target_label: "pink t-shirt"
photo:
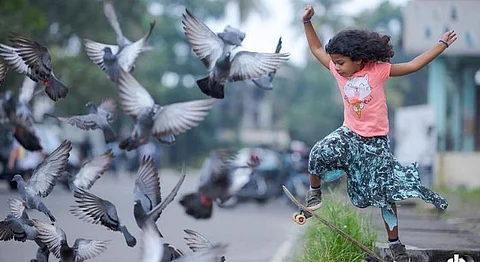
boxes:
[329,60,391,137]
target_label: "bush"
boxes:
[294,196,377,262]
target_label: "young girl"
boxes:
[302,5,457,262]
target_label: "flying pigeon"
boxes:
[182,9,289,99]
[46,98,118,143]
[70,188,137,247]
[83,0,156,82]
[62,150,113,192]
[1,77,42,151]
[251,37,283,90]
[134,157,186,233]
[11,140,72,222]
[33,219,110,262]
[0,198,50,261]
[116,70,216,151]
[183,229,226,262]
[218,25,245,47]
[179,149,259,219]
[0,59,8,87]
[0,33,68,101]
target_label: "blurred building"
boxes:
[403,0,480,188]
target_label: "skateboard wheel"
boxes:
[294,213,306,225]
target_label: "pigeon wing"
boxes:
[152,99,215,137]
[117,70,155,118]
[73,150,113,190]
[0,44,32,76]
[70,188,119,228]
[9,33,52,80]
[229,51,289,82]
[8,198,25,219]
[134,155,161,219]
[0,59,8,87]
[183,229,215,252]
[182,9,224,70]
[32,219,67,259]
[74,238,111,261]
[117,21,155,72]
[103,0,131,45]
[27,140,72,197]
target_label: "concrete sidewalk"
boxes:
[366,201,480,262]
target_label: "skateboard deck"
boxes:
[282,186,385,262]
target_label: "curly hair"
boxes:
[325,29,394,62]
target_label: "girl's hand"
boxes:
[303,5,314,21]
[441,30,457,46]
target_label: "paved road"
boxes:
[0,169,299,262]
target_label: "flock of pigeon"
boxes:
[0,0,290,261]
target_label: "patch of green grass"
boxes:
[293,197,377,262]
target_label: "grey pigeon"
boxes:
[62,150,113,192]
[183,229,226,262]
[251,37,282,90]
[33,219,110,262]
[46,98,118,143]
[70,188,137,247]
[0,58,8,87]
[83,0,155,82]
[140,220,227,262]
[1,78,42,151]
[217,25,245,47]
[12,140,72,222]
[116,70,215,151]
[182,9,289,99]
[0,198,50,261]
[0,33,68,101]
[134,157,187,233]
[179,150,259,219]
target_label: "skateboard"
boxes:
[282,186,386,262]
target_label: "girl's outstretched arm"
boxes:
[303,5,331,69]
[390,30,457,77]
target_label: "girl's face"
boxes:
[329,54,364,78]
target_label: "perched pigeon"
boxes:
[33,219,110,262]
[83,0,156,82]
[1,78,42,151]
[134,157,187,234]
[116,70,215,151]
[182,9,289,99]
[0,58,8,87]
[0,33,68,101]
[11,140,72,222]
[217,25,245,47]
[183,229,226,262]
[70,188,137,247]
[0,199,50,261]
[251,37,283,90]
[179,149,259,219]
[46,98,118,143]
[62,150,113,192]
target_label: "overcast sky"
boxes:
[208,0,409,66]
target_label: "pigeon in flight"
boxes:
[70,188,137,247]
[179,149,259,219]
[46,98,118,143]
[1,77,42,151]
[116,70,216,151]
[218,25,245,47]
[0,198,50,261]
[62,150,113,192]
[11,140,72,222]
[33,219,110,262]
[183,229,226,262]
[83,0,156,82]
[134,156,186,233]
[182,9,289,99]
[0,33,68,101]
[0,59,8,88]
[251,37,283,90]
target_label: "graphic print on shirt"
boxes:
[343,74,372,119]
